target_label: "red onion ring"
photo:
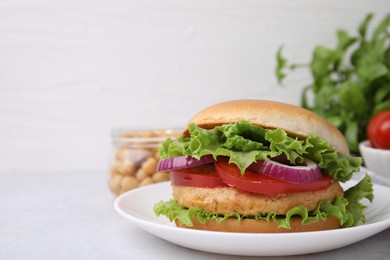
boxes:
[249,158,322,184]
[157,155,215,172]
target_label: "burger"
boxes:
[154,100,373,233]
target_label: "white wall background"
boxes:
[1,0,389,173]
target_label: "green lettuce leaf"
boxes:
[343,174,374,226]
[154,175,373,229]
[160,121,362,182]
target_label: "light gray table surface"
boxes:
[1,170,389,260]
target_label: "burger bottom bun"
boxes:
[175,216,341,233]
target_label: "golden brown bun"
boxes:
[172,182,343,215]
[175,215,341,233]
[184,99,349,155]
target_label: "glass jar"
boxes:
[108,128,181,196]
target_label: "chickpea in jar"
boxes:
[108,129,180,196]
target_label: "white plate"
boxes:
[114,179,390,256]
[367,170,390,187]
[354,166,390,187]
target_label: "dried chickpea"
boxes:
[108,174,123,194]
[139,177,155,187]
[121,161,137,175]
[110,165,120,177]
[141,157,158,175]
[136,168,148,181]
[121,176,139,192]
[111,162,123,175]
[152,172,170,182]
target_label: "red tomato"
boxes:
[367,111,390,149]
[214,160,333,195]
[170,159,333,195]
[170,163,228,188]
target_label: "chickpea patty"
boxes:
[172,181,344,215]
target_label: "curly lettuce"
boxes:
[154,175,374,229]
[160,121,362,182]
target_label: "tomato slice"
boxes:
[215,160,333,195]
[170,163,228,188]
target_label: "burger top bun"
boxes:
[184,99,349,155]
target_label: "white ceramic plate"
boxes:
[367,170,390,187]
[114,178,390,256]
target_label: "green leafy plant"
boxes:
[276,13,390,154]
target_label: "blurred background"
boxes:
[1,0,389,174]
